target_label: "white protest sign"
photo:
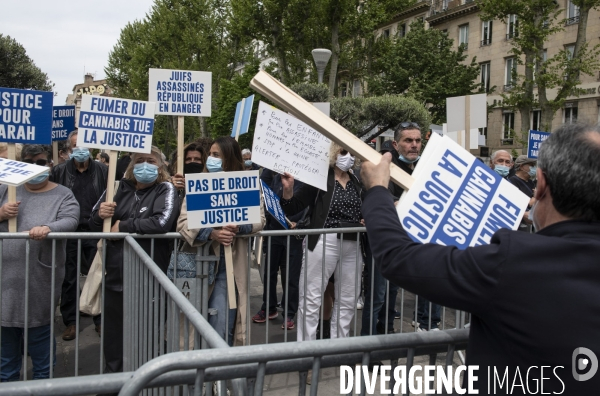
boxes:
[397,133,530,248]
[185,170,261,228]
[148,69,212,117]
[77,95,155,154]
[0,158,50,186]
[253,101,331,191]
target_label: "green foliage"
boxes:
[290,83,329,102]
[367,21,482,124]
[0,34,53,91]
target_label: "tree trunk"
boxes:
[199,116,208,138]
[328,20,340,98]
[519,49,535,143]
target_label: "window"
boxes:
[531,110,542,131]
[341,83,348,97]
[507,14,518,39]
[482,20,493,45]
[353,80,361,97]
[459,24,469,48]
[505,57,517,88]
[502,112,515,143]
[398,23,407,38]
[567,0,580,25]
[565,44,575,59]
[383,29,390,39]
[442,0,449,10]
[479,127,488,138]
[564,106,578,123]
[481,62,491,92]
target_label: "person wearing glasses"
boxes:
[0,144,79,381]
[280,142,364,342]
[50,129,108,341]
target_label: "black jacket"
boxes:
[388,154,417,200]
[363,186,600,394]
[89,179,180,291]
[51,159,108,204]
[282,168,363,251]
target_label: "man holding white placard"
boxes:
[359,123,600,394]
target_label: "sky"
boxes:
[1,0,156,105]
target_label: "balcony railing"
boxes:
[481,38,492,46]
[565,16,580,26]
[501,138,514,145]
[503,84,514,92]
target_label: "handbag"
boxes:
[336,222,363,241]
[167,242,215,285]
[79,240,104,316]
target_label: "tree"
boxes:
[366,21,482,124]
[478,0,600,139]
[0,34,53,91]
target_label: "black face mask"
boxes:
[184,162,204,174]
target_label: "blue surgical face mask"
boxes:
[399,154,420,164]
[244,160,253,167]
[528,166,537,179]
[27,169,50,185]
[207,156,223,173]
[133,162,159,184]
[494,164,509,177]
[70,147,90,163]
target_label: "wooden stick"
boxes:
[249,71,414,191]
[102,151,119,233]
[7,144,17,232]
[223,245,237,309]
[177,116,184,175]
[52,142,59,167]
[465,95,471,152]
[234,99,246,141]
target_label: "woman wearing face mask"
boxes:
[0,145,79,381]
[89,146,180,373]
[177,137,265,346]
[279,142,364,341]
[509,155,537,230]
[170,142,207,192]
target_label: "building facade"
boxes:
[374,0,600,156]
[66,74,113,127]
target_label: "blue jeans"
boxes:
[208,250,237,346]
[1,325,55,381]
[415,296,441,330]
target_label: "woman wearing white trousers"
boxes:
[280,143,364,341]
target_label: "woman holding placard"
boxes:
[89,145,180,373]
[177,136,265,346]
[280,142,364,341]
[170,141,207,191]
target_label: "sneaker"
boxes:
[276,301,282,309]
[395,310,401,319]
[252,310,278,323]
[357,296,364,310]
[282,317,295,330]
[416,327,427,332]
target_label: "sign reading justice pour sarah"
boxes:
[185,170,261,228]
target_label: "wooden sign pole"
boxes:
[177,116,184,175]
[103,151,119,233]
[223,244,237,309]
[52,142,59,167]
[249,71,415,191]
[233,99,246,142]
[7,144,17,232]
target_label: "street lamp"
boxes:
[312,49,332,84]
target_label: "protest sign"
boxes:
[77,95,155,153]
[52,105,75,141]
[148,69,212,116]
[0,87,53,144]
[527,130,550,159]
[252,101,331,191]
[231,94,254,140]
[397,133,530,249]
[185,170,261,228]
[260,180,288,229]
[0,158,50,186]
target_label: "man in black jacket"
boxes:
[360,122,600,394]
[50,129,108,340]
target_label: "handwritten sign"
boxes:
[527,130,550,159]
[52,105,75,141]
[261,180,288,229]
[397,133,530,249]
[77,95,155,153]
[0,158,50,186]
[185,170,261,228]
[0,87,53,144]
[148,69,212,116]
[252,101,331,191]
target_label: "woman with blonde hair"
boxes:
[89,145,180,373]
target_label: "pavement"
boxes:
[38,267,464,395]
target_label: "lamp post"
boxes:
[312,49,332,84]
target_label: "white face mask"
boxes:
[335,152,355,172]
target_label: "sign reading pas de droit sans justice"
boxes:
[185,171,261,229]
[0,87,53,144]
[148,69,212,116]
[52,105,75,141]
[77,95,156,153]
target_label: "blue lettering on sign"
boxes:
[261,181,288,229]
[186,191,261,211]
[527,130,550,159]
[52,105,75,141]
[0,87,53,144]
[79,112,154,135]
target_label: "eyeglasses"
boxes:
[398,122,420,130]
[23,159,48,166]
